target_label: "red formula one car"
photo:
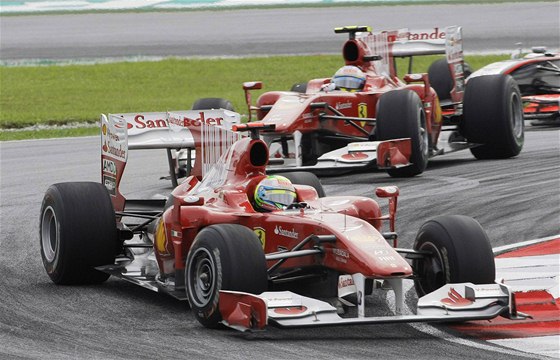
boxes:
[221,25,524,177]
[39,117,527,331]
[469,47,560,126]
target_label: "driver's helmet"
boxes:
[254,175,297,212]
[332,65,366,91]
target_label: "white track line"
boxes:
[386,235,560,359]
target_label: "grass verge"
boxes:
[0,54,509,141]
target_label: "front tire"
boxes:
[39,182,118,285]
[281,171,326,198]
[463,74,524,159]
[192,98,235,111]
[376,90,429,177]
[290,82,308,93]
[412,215,495,297]
[185,224,268,328]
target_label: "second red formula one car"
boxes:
[39,118,528,331]
[222,26,524,177]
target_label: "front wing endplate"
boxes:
[219,283,528,331]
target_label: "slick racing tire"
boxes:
[462,74,524,159]
[412,215,495,297]
[375,90,429,177]
[281,171,326,198]
[192,98,235,111]
[290,82,308,93]
[428,58,472,101]
[39,182,118,285]
[185,224,268,328]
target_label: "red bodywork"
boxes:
[153,135,411,283]
[242,27,466,160]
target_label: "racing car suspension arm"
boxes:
[312,102,375,136]
[115,210,163,233]
[266,234,336,274]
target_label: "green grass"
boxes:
[0,54,509,141]
[1,127,99,141]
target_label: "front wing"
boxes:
[218,283,528,331]
[267,138,412,175]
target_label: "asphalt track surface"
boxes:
[1,128,559,359]
[1,3,560,360]
[1,2,559,61]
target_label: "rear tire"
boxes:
[281,171,326,198]
[39,182,117,285]
[376,90,429,177]
[412,215,495,297]
[185,224,268,328]
[463,74,524,159]
[428,59,472,101]
[192,98,235,111]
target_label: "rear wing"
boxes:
[101,109,242,211]
[358,26,466,102]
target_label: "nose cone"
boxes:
[307,212,412,278]
[340,221,412,277]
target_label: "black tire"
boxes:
[192,98,235,111]
[428,58,453,101]
[281,171,326,198]
[428,59,472,101]
[412,215,495,297]
[290,82,307,93]
[39,182,118,285]
[185,224,268,328]
[463,62,473,79]
[375,90,429,177]
[463,74,524,159]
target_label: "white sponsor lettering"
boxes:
[102,159,117,175]
[335,102,352,110]
[274,225,299,239]
[333,248,350,258]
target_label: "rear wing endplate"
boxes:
[101,109,241,210]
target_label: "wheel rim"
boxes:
[187,248,217,308]
[415,241,445,295]
[510,92,524,139]
[41,206,58,262]
[417,108,429,159]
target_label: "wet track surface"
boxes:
[1,3,560,358]
[1,126,558,359]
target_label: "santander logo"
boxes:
[388,27,447,43]
[115,112,224,130]
[274,225,299,239]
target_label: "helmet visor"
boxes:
[334,75,364,89]
[259,188,297,209]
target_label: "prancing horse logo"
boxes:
[253,227,266,249]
